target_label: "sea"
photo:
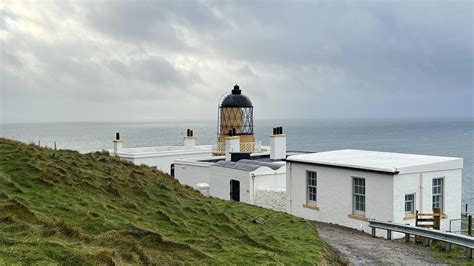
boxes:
[1,119,473,211]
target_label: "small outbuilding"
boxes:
[286,149,463,235]
[209,159,287,211]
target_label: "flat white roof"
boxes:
[286,149,463,174]
[108,145,213,159]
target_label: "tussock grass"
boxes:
[0,138,327,264]
[427,240,473,265]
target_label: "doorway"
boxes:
[230,179,240,202]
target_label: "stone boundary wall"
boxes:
[255,188,286,212]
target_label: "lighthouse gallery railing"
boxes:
[212,141,262,154]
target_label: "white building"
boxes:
[208,159,287,211]
[173,127,287,193]
[110,132,214,175]
[105,84,465,237]
[286,149,463,235]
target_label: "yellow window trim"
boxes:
[303,204,319,211]
[348,214,368,222]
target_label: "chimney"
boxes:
[270,126,286,160]
[225,133,240,161]
[113,132,123,155]
[184,128,196,149]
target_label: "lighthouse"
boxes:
[214,85,257,155]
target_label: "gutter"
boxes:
[285,159,399,175]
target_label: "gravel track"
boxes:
[316,222,445,265]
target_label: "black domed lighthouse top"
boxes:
[220,85,253,108]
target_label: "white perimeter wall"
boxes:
[209,166,252,204]
[255,189,286,212]
[174,162,211,190]
[393,169,463,232]
[287,162,394,235]
[126,151,213,174]
[254,172,286,190]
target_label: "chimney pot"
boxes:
[113,132,123,155]
[270,128,286,160]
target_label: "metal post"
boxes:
[371,227,376,238]
[423,237,430,247]
[469,215,472,236]
[445,242,451,252]
[387,230,392,240]
[466,204,469,216]
[467,248,472,259]
[405,233,410,242]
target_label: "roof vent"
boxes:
[232,84,241,95]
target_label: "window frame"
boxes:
[306,171,317,206]
[404,193,415,214]
[352,177,366,216]
[432,177,444,212]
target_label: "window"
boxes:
[405,194,415,214]
[432,178,443,212]
[306,171,317,205]
[353,177,365,216]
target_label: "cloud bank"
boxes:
[1,0,472,123]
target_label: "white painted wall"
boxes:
[124,151,213,174]
[287,162,394,236]
[255,188,286,212]
[209,166,252,203]
[174,161,212,189]
[393,169,463,232]
[254,171,286,190]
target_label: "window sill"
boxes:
[348,214,368,222]
[403,214,415,220]
[303,204,319,211]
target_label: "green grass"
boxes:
[0,138,328,264]
[427,240,473,265]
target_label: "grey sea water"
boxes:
[1,119,473,210]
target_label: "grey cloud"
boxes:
[1,0,472,123]
[83,1,229,50]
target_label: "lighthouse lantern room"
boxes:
[214,85,258,155]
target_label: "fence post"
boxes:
[469,215,472,236]
[433,208,440,230]
[415,210,419,227]
[371,227,376,238]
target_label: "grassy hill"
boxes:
[0,138,329,264]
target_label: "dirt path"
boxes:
[316,223,444,265]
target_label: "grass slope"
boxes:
[0,138,326,264]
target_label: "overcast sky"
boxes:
[1,0,472,123]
